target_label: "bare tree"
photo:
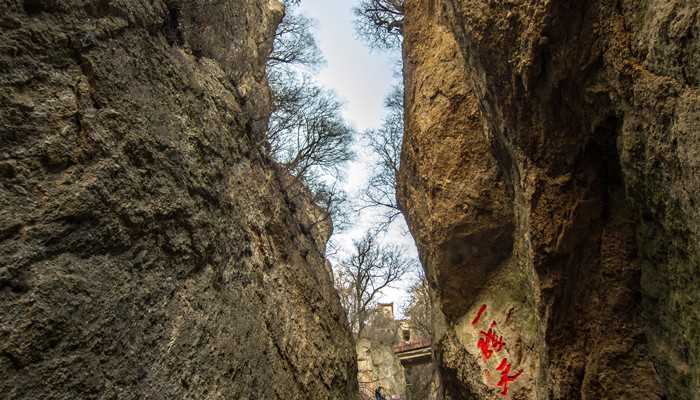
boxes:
[266,2,354,234]
[268,9,322,70]
[401,268,433,338]
[333,266,354,324]
[268,75,354,181]
[267,76,353,234]
[281,0,301,7]
[359,84,403,231]
[354,0,405,49]
[336,231,415,338]
[307,177,351,232]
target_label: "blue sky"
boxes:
[295,0,419,312]
[297,0,398,132]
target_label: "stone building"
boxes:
[357,303,406,399]
[357,304,435,400]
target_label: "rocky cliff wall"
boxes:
[0,1,356,399]
[357,337,406,398]
[399,0,699,399]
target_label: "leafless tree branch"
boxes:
[400,268,433,338]
[354,0,405,50]
[266,2,354,234]
[358,85,404,231]
[334,231,415,338]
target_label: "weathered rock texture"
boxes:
[357,306,406,398]
[399,0,699,399]
[0,1,356,399]
[357,337,406,398]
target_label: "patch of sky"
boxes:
[296,0,419,313]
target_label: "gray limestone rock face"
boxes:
[0,1,357,399]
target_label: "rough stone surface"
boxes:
[0,1,356,399]
[357,307,406,398]
[399,0,699,399]
[357,337,406,398]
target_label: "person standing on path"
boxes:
[374,386,385,400]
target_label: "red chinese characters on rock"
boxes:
[471,304,523,397]
[471,304,487,325]
[477,321,505,360]
[496,357,523,396]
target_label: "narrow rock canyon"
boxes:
[1,0,698,399]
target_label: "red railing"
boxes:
[393,337,432,354]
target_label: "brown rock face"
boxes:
[399,0,699,399]
[0,1,356,399]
